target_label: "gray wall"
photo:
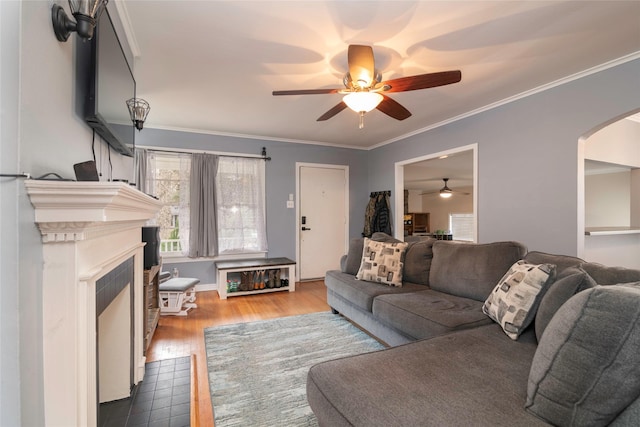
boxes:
[135,129,368,283]
[368,59,640,256]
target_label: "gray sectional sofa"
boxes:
[307,233,640,426]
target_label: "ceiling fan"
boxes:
[273,44,462,129]
[420,178,470,198]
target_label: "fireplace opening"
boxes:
[96,258,135,425]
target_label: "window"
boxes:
[142,150,267,257]
[147,152,191,255]
[449,213,474,241]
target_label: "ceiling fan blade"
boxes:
[348,45,375,88]
[376,96,412,121]
[317,102,348,121]
[273,88,340,96]
[383,70,462,93]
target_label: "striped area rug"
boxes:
[204,312,385,426]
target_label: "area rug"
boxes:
[204,312,385,426]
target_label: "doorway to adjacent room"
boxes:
[394,144,478,242]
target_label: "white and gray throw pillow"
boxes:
[356,238,408,287]
[482,260,556,340]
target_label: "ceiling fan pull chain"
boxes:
[359,111,365,129]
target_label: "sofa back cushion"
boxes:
[524,251,584,274]
[526,283,640,426]
[534,266,596,341]
[580,262,640,286]
[402,238,436,285]
[429,241,527,301]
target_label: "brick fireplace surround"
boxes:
[26,181,162,427]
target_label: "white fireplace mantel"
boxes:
[26,180,161,241]
[25,181,162,427]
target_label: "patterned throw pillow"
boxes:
[356,238,408,287]
[482,260,556,340]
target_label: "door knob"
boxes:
[301,227,311,231]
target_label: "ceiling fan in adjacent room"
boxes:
[272,44,462,129]
[421,178,470,198]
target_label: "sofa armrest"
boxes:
[339,255,348,272]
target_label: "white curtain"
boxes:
[216,157,267,254]
[177,155,191,255]
[145,151,191,256]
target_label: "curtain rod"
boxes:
[143,146,271,161]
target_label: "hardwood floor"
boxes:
[146,280,329,426]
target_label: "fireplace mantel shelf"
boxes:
[26,181,163,242]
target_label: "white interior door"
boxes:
[298,165,348,280]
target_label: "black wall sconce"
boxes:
[127,98,151,131]
[52,0,108,42]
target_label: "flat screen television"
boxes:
[77,9,136,157]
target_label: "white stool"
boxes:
[158,277,199,316]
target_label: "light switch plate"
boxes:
[286,201,294,208]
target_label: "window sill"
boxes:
[585,227,640,236]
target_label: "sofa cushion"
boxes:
[611,395,640,426]
[580,262,640,285]
[402,238,436,286]
[325,270,426,312]
[534,266,596,341]
[524,251,584,274]
[307,325,547,427]
[373,289,493,340]
[356,238,408,287]
[482,260,556,340]
[526,283,640,426]
[429,241,528,301]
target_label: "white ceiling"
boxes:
[123,1,640,150]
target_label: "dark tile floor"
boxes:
[99,356,191,427]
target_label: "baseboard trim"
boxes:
[195,283,216,292]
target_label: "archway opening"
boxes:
[578,110,640,269]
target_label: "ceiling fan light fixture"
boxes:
[439,178,453,198]
[343,92,383,113]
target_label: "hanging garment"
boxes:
[363,192,392,237]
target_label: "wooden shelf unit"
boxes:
[143,264,161,354]
[216,257,296,300]
[404,212,430,236]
